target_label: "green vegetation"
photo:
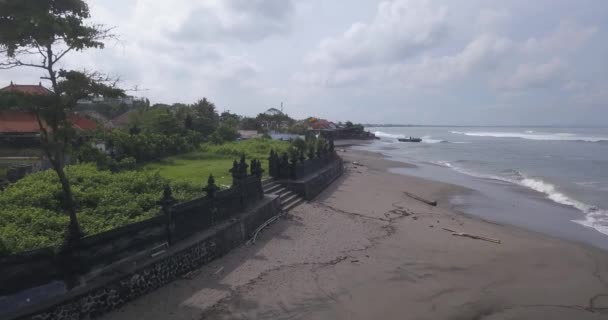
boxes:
[0,164,199,254]
[144,139,290,186]
[0,0,130,246]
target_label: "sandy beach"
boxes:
[101,146,608,320]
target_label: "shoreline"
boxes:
[352,140,608,252]
[100,144,608,319]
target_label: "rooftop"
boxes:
[0,82,52,96]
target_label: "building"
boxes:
[0,82,100,141]
[77,95,139,106]
[109,110,137,129]
[0,82,52,95]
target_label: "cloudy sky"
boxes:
[2,0,608,125]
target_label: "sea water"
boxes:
[361,127,608,248]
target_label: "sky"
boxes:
[1,0,608,125]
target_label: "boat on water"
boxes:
[398,137,422,143]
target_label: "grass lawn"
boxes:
[144,157,241,187]
[143,139,290,188]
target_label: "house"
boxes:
[306,117,338,130]
[0,82,52,95]
[0,82,100,140]
[109,110,137,129]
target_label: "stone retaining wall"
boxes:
[282,156,343,200]
[9,196,281,320]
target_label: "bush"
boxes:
[209,124,239,145]
[0,164,200,254]
[292,137,307,153]
[78,130,202,167]
[200,138,290,159]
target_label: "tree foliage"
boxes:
[0,0,124,246]
[190,98,219,136]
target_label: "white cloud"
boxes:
[499,58,566,91]
[477,8,510,29]
[297,31,512,89]
[389,33,513,87]
[522,19,596,55]
[173,0,294,43]
[2,0,607,124]
[564,81,608,107]
[306,0,448,68]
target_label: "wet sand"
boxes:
[102,147,608,320]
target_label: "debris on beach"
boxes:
[183,269,202,279]
[403,191,437,206]
[442,228,501,244]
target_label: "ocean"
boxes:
[360,126,608,249]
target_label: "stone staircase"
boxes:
[262,179,305,212]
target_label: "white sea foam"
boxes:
[450,131,608,142]
[436,161,608,236]
[374,131,404,140]
[375,132,450,144]
[421,136,447,144]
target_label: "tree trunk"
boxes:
[41,44,82,247]
[52,153,82,245]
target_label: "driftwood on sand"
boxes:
[442,228,501,244]
[403,191,437,206]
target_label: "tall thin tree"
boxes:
[0,0,124,246]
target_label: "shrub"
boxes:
[0,164,200,254]
[78,130,202,167]
[209,124,239,145]
[292,137,307,153]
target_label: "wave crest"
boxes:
[374,131,404,140]
[450,131,608,142]
[436,161,608,235]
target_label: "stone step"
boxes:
[283,197,305,212]
[262,179,275,188]
[279,190,295,200]
[280,193,299,206]
[263,183,284,194]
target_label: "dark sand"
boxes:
[101,147,608,320]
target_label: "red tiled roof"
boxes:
[0,83,52,95]
[110,110,135,128]
[310,119,332,130]
[70,114,98,131]
[0,112,98,133]
[0,112,43,133]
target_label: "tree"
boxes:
[0,0,124,247]
[190,98,219,137]
[140,107,181,135]
[240,117,259,131]
[220,110,241,128]
[209,123,239,144]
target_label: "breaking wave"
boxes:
[450,131,608,142]
[434,161,608,236]
[374,131,404,140]
[421,136,448,144]
[374,131,449,144]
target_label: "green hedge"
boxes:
[0,164,199,254]
[200,138,290,159]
